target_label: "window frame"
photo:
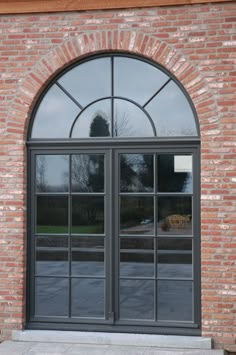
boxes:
[27,53,200,143]
[26,53,201,335]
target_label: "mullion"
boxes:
[120,194,155,198]
[155,153,158,320]
[35,275,106,279]
[55,81,83,110]
[68,154,72,318]
[143,78,172,109]
[111,56,114,138]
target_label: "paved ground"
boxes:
[0,341,224,355]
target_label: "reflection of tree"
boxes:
[71,154,104,233]
[120,154,136,191]
[71,154,104,193]
[120,154,153,192]
[114,110,134,137]
[88,109,135,138]
[158,155,188,192]
[89,113,110,137]
[36,156,47,192]
[139,155,153,190]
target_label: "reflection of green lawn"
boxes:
[72,226,103,234]
[37,225,102,234]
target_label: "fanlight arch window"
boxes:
[30,55,199,140]
[27,54,201,332]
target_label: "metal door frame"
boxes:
[26,141,201,335]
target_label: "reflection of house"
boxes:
[0,0,235,351]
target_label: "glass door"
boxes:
[115,150,195,325]
[32,150,111,322]
[30,147,199,330]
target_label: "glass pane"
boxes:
[36,196,68,234]
[158,281,193,321]
[36,236,68,276]
[72,196,104,234]
[35,277,68,316]
[119,280,154,320]
[72,237,104,276]
[157,239,192,278]
[146,81,197,136]
[158,155,192,193]
[31,84,80,138]
[72,154,104,192]
[114,57,169,105]
[120,238,154,277]
[71,99,111,138]
[114,99,154,137]
[120,154,154,192]
[58,58,111,107]
[36,155,69,192]
[72,279,104,318]
[120,197,154,235]
[158,197,192,235]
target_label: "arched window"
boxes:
[27,54,200,335]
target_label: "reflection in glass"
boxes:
[36,236,68,276]
[72,154,104,192]
[114,57,169,105]
[72,237,104,276]
[31,85,80,138]
[58,58,111,106]
[146,81,197,136]
[113,100,154,137]
[120,238,154,277]
[158,155,192,193]
[72,196,104,234]
[36,155,69,192]
[37,196,68,234]
[157,239,192,278]
[71,99,111,138]
[120,197,154,235]
[35,277,68,316]
[119,280,154,320]
[72,279,104,318]
[158,281,193,321]
[120,154,154,192]
[158,197,192,235]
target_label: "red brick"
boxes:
[0,2,235,350]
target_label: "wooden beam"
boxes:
[0,0,233,15]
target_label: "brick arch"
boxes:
[10,29,218,338]
[9,30,217,141]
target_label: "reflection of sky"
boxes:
[36,155,69,190]
[146,81,197,136]
[114,99,153,137]
[58,58,111,107]
[114,57,169,105]
[32,56,197,139]
[31,85,80,138]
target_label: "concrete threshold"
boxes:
[12,330,212,350]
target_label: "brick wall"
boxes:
[0,2,235,348]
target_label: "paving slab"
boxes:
[12,331,212,349]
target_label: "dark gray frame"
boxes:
[27,53,201,335]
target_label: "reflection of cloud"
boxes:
[32,56,197,139]
[114,100,153,137]
[146,81,197,136]
[58,58,111,106]
[114,57,169,105]
[32,85,80,138]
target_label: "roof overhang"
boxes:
[0,0,233,15]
